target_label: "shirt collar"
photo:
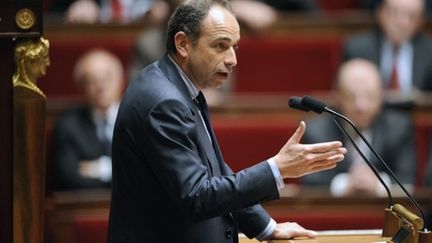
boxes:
[167,54,200,100]
[382,38,412,56]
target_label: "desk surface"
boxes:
[269,230,388,243]
[238,230,388,243]
[273,234,388,243]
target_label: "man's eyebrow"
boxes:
[213,36,232,42]
[213,35,241,44]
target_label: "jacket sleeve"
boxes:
[218,157,276,238]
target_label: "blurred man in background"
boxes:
[51,49,124,190]
[343,0,432,98]
[301,58,416,196]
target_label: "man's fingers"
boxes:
[305,141,344,153]
[299,229,318,239]
[287,121,306,144]
[308,155,345,173]
[272,222,317,239]
[307,148,346,163]
[288,229,318,239]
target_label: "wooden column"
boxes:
[0,1,45,243]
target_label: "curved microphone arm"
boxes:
[325,107,427,231]
[327,111,393,207]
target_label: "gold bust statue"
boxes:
[12,37,50,243]
[13,37,50,97]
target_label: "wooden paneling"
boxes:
[45,188,432,243]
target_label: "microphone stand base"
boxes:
[383,207,400,237]
[382,204,428,243]
[419,230,432,243]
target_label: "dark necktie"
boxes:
[389,49,400,90]
[111,0,123,22]
[195,91,223,164]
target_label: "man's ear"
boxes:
[174,31,191,58]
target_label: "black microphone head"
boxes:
[288,96,310,112]
[301,95,327,114]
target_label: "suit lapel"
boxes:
[194,113,221,176]
[412,35,427,89]
[158,54,193,107]
[373,30,383,65]
[206,124,224,175]
[158,54,222,176]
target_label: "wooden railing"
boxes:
[45,187,432,243]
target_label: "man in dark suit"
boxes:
[107,0,347,242]
[51,49,124,190]
[301,59,416,196]
[343,0,432,95]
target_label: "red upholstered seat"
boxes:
[72,214,108,243]
[234,36,342,93]
[317,0,361,12]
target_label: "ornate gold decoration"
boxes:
[15,8,36,30]
[13,37,50,97]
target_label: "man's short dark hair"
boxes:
[166,0,232,54]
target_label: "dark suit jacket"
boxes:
[107,54,279,243]
[51,107,111,190]
[342,29,432,92]
[301,109,417,186]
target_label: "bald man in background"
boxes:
[301,58,417,196]
[52,49,124,190]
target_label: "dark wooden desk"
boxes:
[45,187,432,243]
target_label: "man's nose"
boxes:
[225,47,237,68]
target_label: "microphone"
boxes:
[288,96,310,112]
[293,95,428,233]
[301,95,326,113]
